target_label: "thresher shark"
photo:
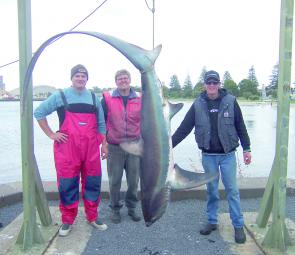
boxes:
[23,31,218,227]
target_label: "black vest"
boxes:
[194,94,239,153]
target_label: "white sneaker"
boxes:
[89,219,108,231]
[59,224,72,236]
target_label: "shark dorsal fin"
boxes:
[168,101,184,120]
[149,45,162,65]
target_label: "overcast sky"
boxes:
[0,0,294,91]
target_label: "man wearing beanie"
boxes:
[34,64,108,236]
[71,64,88,81]
[172,70,251,244]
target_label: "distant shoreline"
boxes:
[0,98,293,105]
[0,98,45,102]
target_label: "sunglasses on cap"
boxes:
[205,81,219,85]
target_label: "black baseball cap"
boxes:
[204,70,220,83]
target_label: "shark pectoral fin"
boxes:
[119,139,143,157]
[169,164,219,190]
[168,101,184,120]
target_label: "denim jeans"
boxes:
[202,151,244,228]
[107,144,140,211]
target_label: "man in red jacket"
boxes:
[101,69,142,224]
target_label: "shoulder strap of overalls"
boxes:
[59,89,69,109]
[91,91,97,112]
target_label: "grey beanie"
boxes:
[71,64,88,80]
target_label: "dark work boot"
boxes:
[234,227,246,244]
[128,209,141,222]
[110,210,121,224]
[200,223,218,235]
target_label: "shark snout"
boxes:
[142,186,170,227]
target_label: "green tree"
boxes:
[238,79,258,98]
[190,66,207,98]
[224,79,239,97]
[169,74,181,98]
[197,66,207,83]
[266,62,279,98]
[132,86,141,93]
[159,81,169,98]
[182,75,193,98]
[162,84,169,98]
[193,81,204,98]
[92,86,102,93]
[223,71,232,82]
[242,91,253,100]
[247,65,259,93]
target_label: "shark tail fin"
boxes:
[168,101,184,120]
[169,164,219,190]
[120,138,144,157]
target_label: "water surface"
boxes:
[0,101,294,184]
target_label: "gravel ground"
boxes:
[1,196,294,255]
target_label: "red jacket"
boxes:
[103,90,141,144]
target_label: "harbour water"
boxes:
[0,101,294,184]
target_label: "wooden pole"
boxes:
[256,0,294,251]
[16,0,43,249]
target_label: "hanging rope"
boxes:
[68,0,109,31]
[0,0,110,69]
[144,0,155,49]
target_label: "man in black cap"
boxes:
[172,70,251,244]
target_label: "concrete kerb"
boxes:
[1,177,295,208]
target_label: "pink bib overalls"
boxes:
[54,92,103,224]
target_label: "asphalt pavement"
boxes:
[1,196,295,255]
